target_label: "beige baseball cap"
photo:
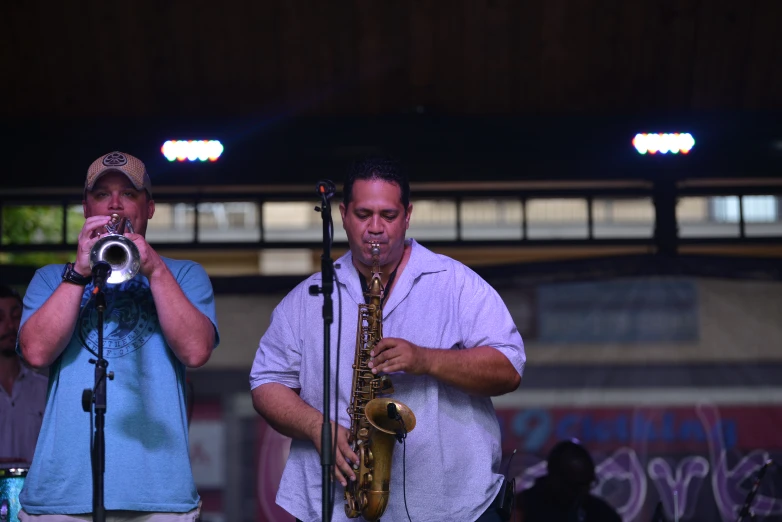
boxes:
[85,151,152,196]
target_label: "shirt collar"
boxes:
[334,239,448,306]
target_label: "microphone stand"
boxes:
[82,263,114,522]
[736,459,773,522]
[308,180,337,522]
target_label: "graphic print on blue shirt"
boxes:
[78,280,158,358]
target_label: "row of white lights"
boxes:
[161,140,224,162]
[633,133,695,155]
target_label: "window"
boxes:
[527,199,588,239]
[460,199,523,240]
[678,197,738,237]
[592,198,654,238]
[407,199,457,240]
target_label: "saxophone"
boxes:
[344,243,417,521]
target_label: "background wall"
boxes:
[204,277,782,371]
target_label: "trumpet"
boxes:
[89,214,141,284]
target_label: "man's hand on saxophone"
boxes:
[311,420,358,488]
[368,337,430,376]
[252,383,359,488]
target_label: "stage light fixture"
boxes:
[161,140,224,162]
[632,133,694,155]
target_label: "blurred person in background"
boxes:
[0,283,47,465]
[516,439,621,522]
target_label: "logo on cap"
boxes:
[103,152,128,167]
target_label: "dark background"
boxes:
[3,0,782,188]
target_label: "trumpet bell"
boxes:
[90,234,141,284]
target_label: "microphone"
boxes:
[386,402,407,444]
[387,402,399,420]
[316,180,336,199]
[91,261,112,294]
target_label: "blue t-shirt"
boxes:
[19,258,219,514]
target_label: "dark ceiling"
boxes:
[2,0,782,188]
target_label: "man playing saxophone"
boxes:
[16,151,219,520]
[250,156,525,522]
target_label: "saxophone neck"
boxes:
[367,243,384,303]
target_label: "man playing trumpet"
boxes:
[16,151,219,521]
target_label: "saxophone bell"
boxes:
[365,397,417,437]
[89,214,141,285]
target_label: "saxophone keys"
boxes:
[345,499,360,519]
[379,376,394,394]
[365,447,374,466]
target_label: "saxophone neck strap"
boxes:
[358,255,403,308]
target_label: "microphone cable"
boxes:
[314,198,344,521]
[401,422,413,522]
[387,402,413,522]
[329,263,343,519]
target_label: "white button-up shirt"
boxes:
[251,239,526,522]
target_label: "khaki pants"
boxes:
[18,503,201,522]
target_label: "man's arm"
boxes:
[20,215,112,368]
[369,340,521,396]
[129,233,215,368]
[368,263,524,396]
[251,382,358,486]
[19,282,86,368]
[146,262,215,368]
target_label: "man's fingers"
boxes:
[80,217,112,242]
[371,344,398,365]
[334,452,356,486]
[338,433,358,471]
[376,360,402,374]
[371,347,401,368]
[371,338,397,355]
[84,216,112,233]
[332,464,348,487]
[341,443,358,468]
[331,425,357,486]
